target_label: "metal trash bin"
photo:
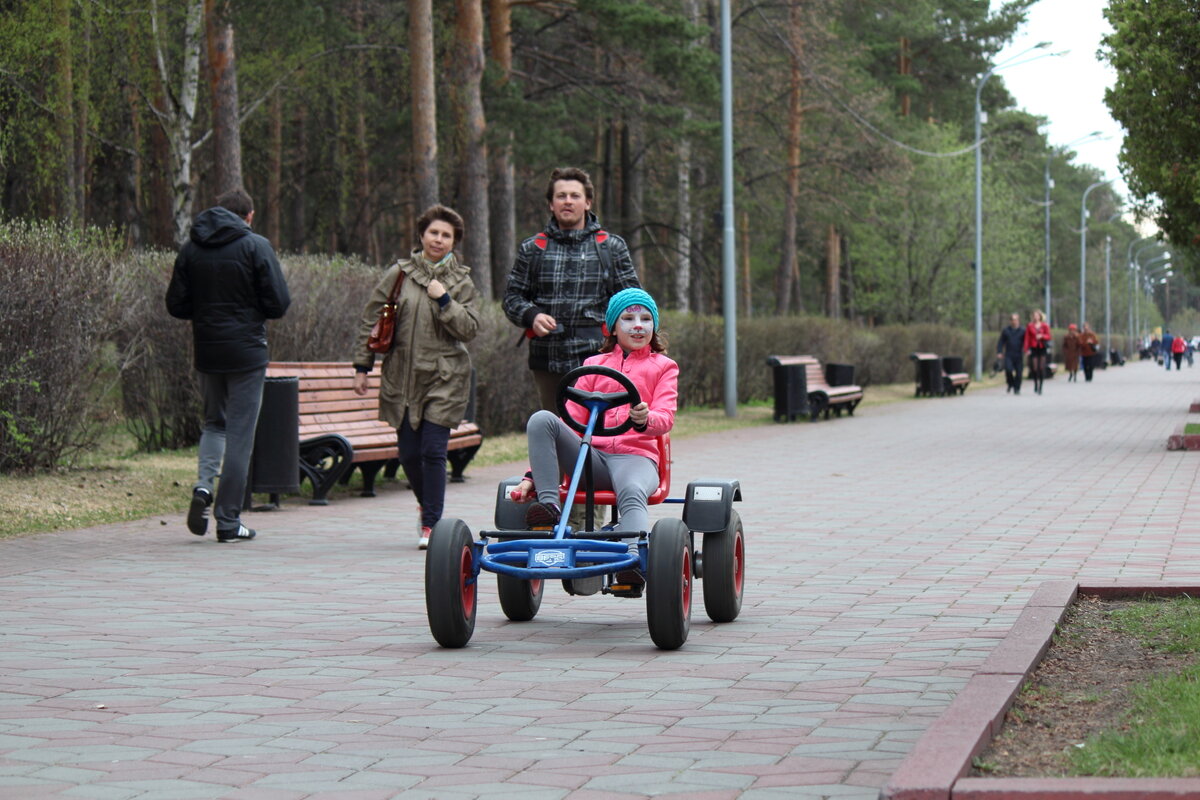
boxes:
[912,355,943,397]
[249,375,300,508]
[766,356,808,422]
[825,363,855,387]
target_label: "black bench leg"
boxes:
[447,444,480,483]
[298,434,353,505]
[384,458,401,479]
[359,461,385,497]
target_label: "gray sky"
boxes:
[996,0,1129,204]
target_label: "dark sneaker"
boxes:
[187,488,212,536]
[216,524,257,543]
[524,501,561,530]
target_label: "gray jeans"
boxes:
[196,368,265,531]
[526,409,658,534]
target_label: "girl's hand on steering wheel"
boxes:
[629,402,649,427]
[510,478,535,503]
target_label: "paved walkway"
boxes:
[3,360,1199,799]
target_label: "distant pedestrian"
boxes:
[1024,309,1051,395]
[1062,324,1081,382]
[1079,323,1100,382]
[1162,330,1174,370]
[1171,333,1186,370]
[165,189,291,543]
[996,313,1024,394]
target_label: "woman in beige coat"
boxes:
[352,205,480,548]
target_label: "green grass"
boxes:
[0,375,1001,540]
[1068,597,1200,777]
[1185,423,1200,435]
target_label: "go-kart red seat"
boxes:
[561,435,671,507]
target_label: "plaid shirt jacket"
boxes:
[503,213,640,374]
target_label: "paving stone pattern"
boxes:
[2,361,1198,799]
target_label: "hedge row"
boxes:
[0,220,1130,472]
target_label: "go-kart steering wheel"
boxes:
[556,365,642,437]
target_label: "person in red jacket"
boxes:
[511,288,678,536]
[1172,331,1187,370]
[1024,309,1052,395]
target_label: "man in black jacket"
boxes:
[166,189,291,542]
[996,313,1025,395]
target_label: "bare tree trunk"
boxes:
[488,0,515,294]
[265,90,282,245]
[675,137,692,312]
[776,0,803,314]
[291,102,308,251]
[205,0,243,197]
[741,211,752,316]
[824,222,841,318]
[410,0,438,211]
[73,2,91,222]
[151,0,204,245]
[351,0,375,261]
[51,0,77,222]
[841,233,854,321]
[622,115,644,278]
[452,0,491,296]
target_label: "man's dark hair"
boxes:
[217,189,254,219]
[545,167,595,203]
[415,204,465,245]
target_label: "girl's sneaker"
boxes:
[524,501,561,530]
[418,526,432,549]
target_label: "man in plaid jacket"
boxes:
[503,166,641,411]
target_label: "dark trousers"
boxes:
[1174,352,1184,370]
[398,411,451,528]
[1003,354,1023,393]
[197,368,265,532]
[1082,354,1096,381]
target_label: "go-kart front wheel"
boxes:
[702,509,744,622]
[425,518,478,648]
[646,518,692,650]
[497,575,544,621]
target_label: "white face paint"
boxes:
[616,305,655,351]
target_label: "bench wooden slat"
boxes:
[263,361,483,503]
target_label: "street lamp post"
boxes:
[1044,132,1102,325]
[1103,212,1121,362]
[1079,179,1112,327]
[1126,236,1156,351]
[1140,254,1172,339]
[974,42,1058,380]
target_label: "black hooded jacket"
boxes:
[166,206,291,373]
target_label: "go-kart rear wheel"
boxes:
[701,509,744,623]
[646,518,692,650]
[425,518,477,647]
[497,575,544,621]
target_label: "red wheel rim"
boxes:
[681,546,692,617]
[733,531,744,596]
[459,546,476,617]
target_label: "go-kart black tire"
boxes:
[701,509,744,623]
[497,575,544,621]
[646,518,692,650]
[425,518,477,648]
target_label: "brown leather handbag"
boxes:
[366,268,406,353]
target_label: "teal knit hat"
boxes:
[606,288,659,333]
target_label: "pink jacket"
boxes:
[567,346,678,467]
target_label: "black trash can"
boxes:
[913,357,943,396]
[825,363,855,387]
[766,356,808,422]
[249,376,300,506]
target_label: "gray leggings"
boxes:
[527,409,659,534]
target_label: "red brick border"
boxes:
[1165,423,1200,450]
[879,581,1200,800]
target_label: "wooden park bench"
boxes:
[264,361,483,505]
[765,355,864,421]
[910,352,970,396]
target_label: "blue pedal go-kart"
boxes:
[424,365,744,650]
